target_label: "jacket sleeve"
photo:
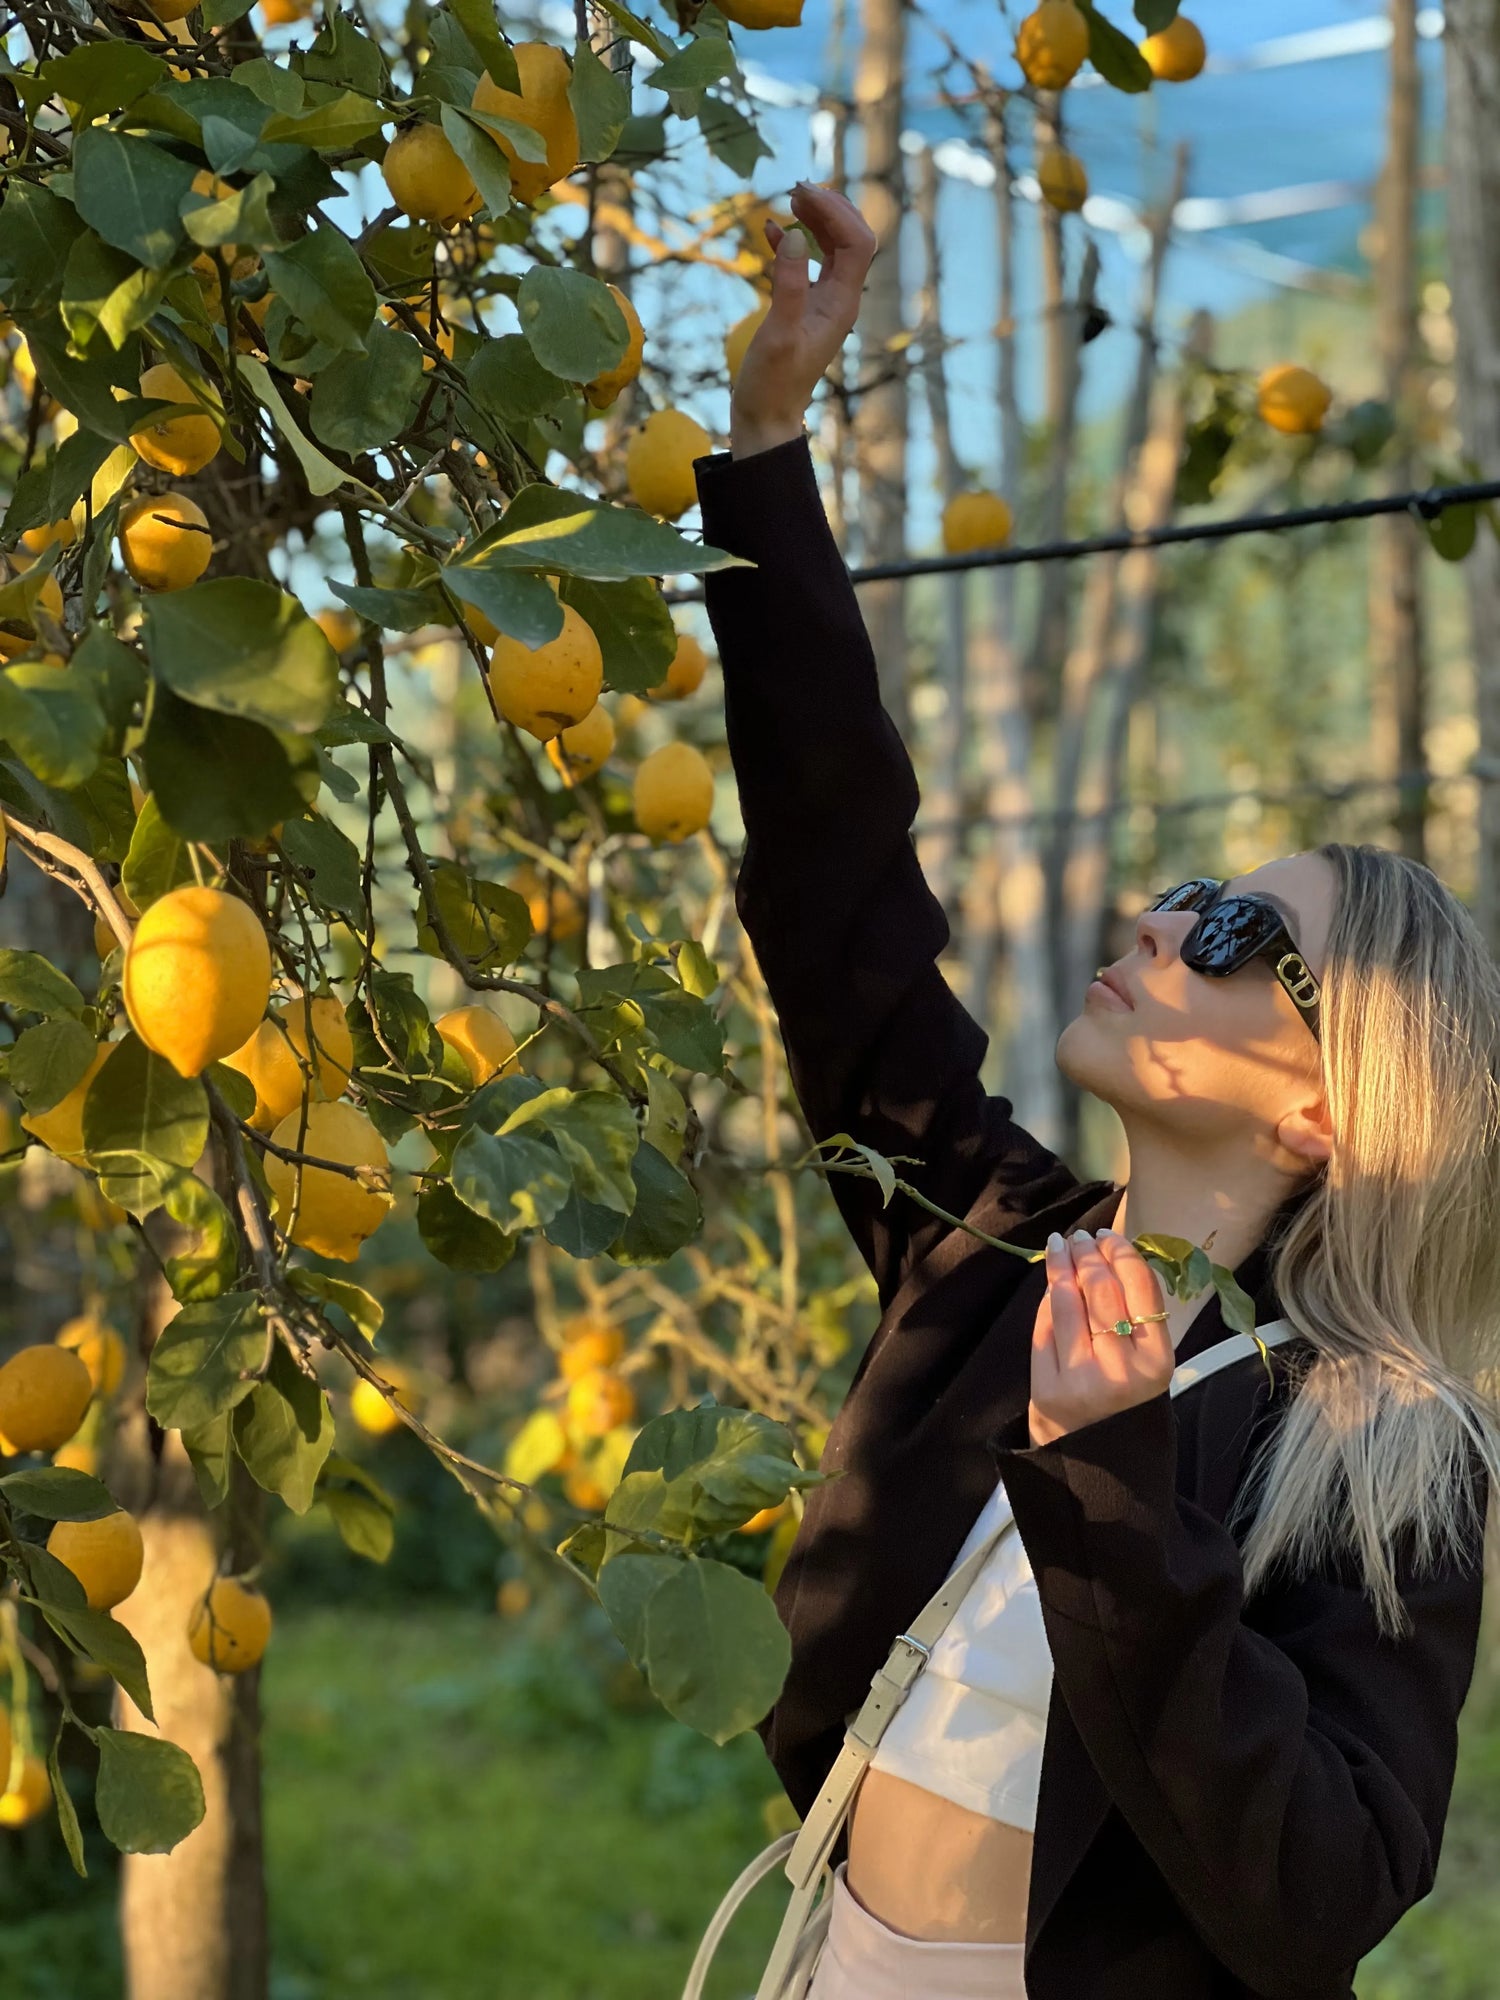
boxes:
[696,435,1077,1306]
[996,1391,1487,1998]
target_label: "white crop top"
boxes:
[869,1321,1293,1833]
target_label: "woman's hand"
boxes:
[731,182,877,461]
[1028,1230,1175,1447]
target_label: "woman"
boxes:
[692,182,1500,1999]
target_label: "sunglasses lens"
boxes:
[1183,898,1280,972]
[1148,878,1220,916]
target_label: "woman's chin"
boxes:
[1055,1011,1126,1100]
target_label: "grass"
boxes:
[0,1606,1498,1998]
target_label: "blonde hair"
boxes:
[1230,841,1500,1636]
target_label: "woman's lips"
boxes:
[1087,968,1135,1011]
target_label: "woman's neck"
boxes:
[1110,1125,1307,1281]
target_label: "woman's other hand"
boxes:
[731,182,877,461]
[1028,1230,1175,1447]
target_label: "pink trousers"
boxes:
[804,1863,1028,2000]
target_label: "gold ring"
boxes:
[1107,1318,1138,1339]
[1131,1311,1169,1327]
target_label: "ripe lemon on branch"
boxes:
[565,1369,636,1439]
[717,0,804,24]
[1016,0,1091,90]
[625,409,713,520]
[0,1757,49,1827]
[1037,146,1089,214]
[124,885,273,1078]
[942,489,1013,555]
[223,995,354,1132]
[189,1577,272,1674]
[0,1345,93,1454]
[381,123,481,229]
[725,301,770,384]
[649,632,708,702]
[118,492,213,592]
[56,1315,126,1397]
[349,1361,418,1436]
[634,741,716,842]
[1257,363,1332,436]
[488,605,603,740]
[472,42,579,207]
[435,1005,520,1086]
[20,1041,114,1162]
[1140,14,1206,82]
[131,362,222,478]
[584,286,644,409]
[265,1101,393,1262]
[545,702,615,782]
[47,1509,144,1611]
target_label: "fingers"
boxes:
[788,181,876,304]
[763,222,811,330]
[1044,1233,1093,1373]
[1097,1230,1175,1376]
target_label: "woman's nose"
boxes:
[1134,909,1189,961]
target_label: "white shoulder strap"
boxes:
[1169,1317,1295,1398]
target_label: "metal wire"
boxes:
[668,476,1500,604]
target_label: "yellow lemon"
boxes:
[1016,0,1091,88]
[188,1577,271,1673]
[349,1362,416,1436]
[1257,362,1332,436]
[1141,13,1206,81]
[633,740,716,842]
[260,0,314,20]
[510,862,584,943]
[222,996,353,1132]
[717,0,804,22]
[545,702,615,782]
[488,604,603,741]
[313,607,361,653]
[381,124,480,229]
[0,1345,93,1454]
[94,888,139,961]
[462,602,500,647]
[1037,146,1089,213]
[131,363,222,478]
[941,489,1013,555]
[20,1043,114,1163]
[584,285,645,410]
[649,631,708,701]
[118,492,213,592]
[435,1005,520,1086]
[472,43,579,207]
[625,409,713,520]
[497,1576,534,1613]
[56,1316,126,1397]
[562,1469,609,1512]
[52,1437,97,1475]
[47,1509,144,1612]
[19,517,76,557]
[0,1755,50,1827]
[559,1325,626,1380]
[725,300,770,384]
[738,1500,790,1534]
[125,886,272,1078]
[265,1100,392,1262]
[564,1369,636,1439]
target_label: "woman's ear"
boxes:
[1276,1088,1333,1169]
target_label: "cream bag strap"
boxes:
[680,1320,1295,2000]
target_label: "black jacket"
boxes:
[695,434,1488,2000]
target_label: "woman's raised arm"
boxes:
[695,187,1080,1306]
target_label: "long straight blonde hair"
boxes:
[1229,842,1500,1636]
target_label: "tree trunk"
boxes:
[914,145,967,914]
[1371,0,1428,861]
[852,0,909,732]
[1444,0,1500,947]
[113,1255,268,2000]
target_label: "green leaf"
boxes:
[41,44,168,120]
[73,127,196,269]
[278,813,365,922]
[0,949,86,1021]
[60,233,159,356]
[182,171,281,254]
[18,327,158,446]
[610,1405,820,1543]
[3,429,118,544]
[557,575,674,694]
[260,90,389,151]
[0,665,107,789]
[41,1608,154,1718]
[465,484,744,583]
[608,1142,701,1264]
[122,792,203,910]
[1133,0,1180,27]
[232,1344,334,1516]
[323,1484,395,1562]
[446,0,521,92]
[0,183,87,316]
[1081,0,1155,90]
[465,333,569,426]
[441,560,564,648]
[517,267,629,385]
[416,1180,517,1272]
[449,1125,572,1234]
[543,1183,626,1258]
[438,104,513,217]
[503,1408,569,1484]
[94,1730,206,1855]
[641,1555,790,1743]
[236,354,350,499]
[143,579,340,736]
[0,1466,117,1521]
[8,1018,96,1113]
[144,1292,265,1431]
[1211,1263,1258,1338]
[676,939,718,999]
[817,1131,897,1207]
[309,321,425,455]
[500,1087,639,1214]
[697,95,771,177]
[326,579,448,633]
[1427,503,1478,562]
[286,1268,384,1343]
[231,59,305,114]
[297,12,389,94]
[597,1548,679,1672]
[47,1731,87,1880]
[143,692,318,844]
[569,39,632,163]
[648,37,737,95]
[263,229,377,355]
[81,1030,208,1212]
[161,1170,238,1304]
[417,863,532,970]
[68,631,148,754]
[181,1413,233,1510]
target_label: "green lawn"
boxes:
[1,1605,1497,1998]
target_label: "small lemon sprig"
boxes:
[803,1137,1263,1377]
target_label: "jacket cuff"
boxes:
[994,1392,1180,1631]
[694,434,819,565]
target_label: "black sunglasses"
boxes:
[1143,877,1322,1041]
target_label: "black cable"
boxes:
[667,476,1500,605]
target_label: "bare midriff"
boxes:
[845,1767,1032,1943]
